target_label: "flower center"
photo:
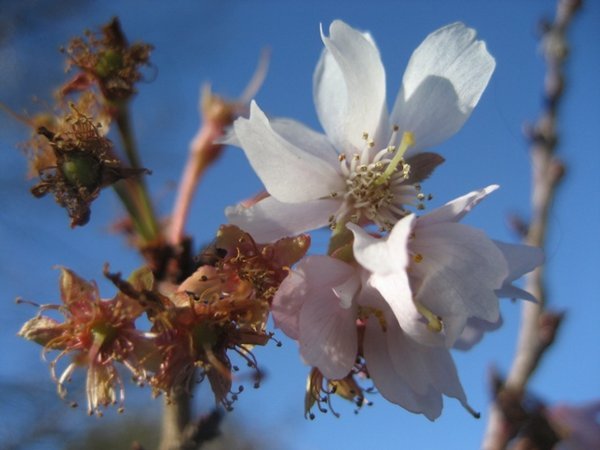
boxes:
[328,128,425,232]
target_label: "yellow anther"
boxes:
[413,253,423,263]
[362,132,369,140]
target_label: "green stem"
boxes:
[327,220,353,258]
[114,102,142,170]
[112,182,151,240]
[113,102,161,243]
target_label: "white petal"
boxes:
[298,255,358,286]
[368,272,444,347]
[425,344,472,413]
[381,315,472,416]
[363,320,442,420]
[348,216,414,274]
[297,257,358,379]
[234,102,344,202]
[314,20,387,155]
[332,275,361,309]
[493,240,544,283]
[493,241,543,301]
[270,118,340,167]
[418,185,498,227]
[226,196,339,242]
[385,318,437,396]
[390,22,495,152]
[411,222,508,346]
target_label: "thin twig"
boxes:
[168,49,269,246]
[168,93,228,246]
[482,1,582,448]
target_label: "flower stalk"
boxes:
[112,101,162,243]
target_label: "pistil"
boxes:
[376,131,415,185]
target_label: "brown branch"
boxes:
[482,0,582,448]
[159,387,194,450]
[160,51,268,450]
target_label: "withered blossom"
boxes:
[61,17,153,102]
[27,102,148,226]
[148,225,309,409]
[304,367,369,420]
[18,267,152,416]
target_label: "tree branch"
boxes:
[482,1,582,448]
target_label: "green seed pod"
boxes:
[95,48,123,79]
[61,151,102,189]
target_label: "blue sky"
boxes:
[1,1,599,449]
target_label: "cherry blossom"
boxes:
[272,255,474,420]
[226,20,495,242]
[349,186,544,348]
[271,187,542,419]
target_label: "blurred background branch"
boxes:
[482,0,583,448]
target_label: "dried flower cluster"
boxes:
[61,17,153,102]
[28,101,147,226]
[19,225,309,415]
[19,19,153,228]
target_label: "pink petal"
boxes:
[411,221,507,345]
[299,276,358,378]
[363,318,442,420]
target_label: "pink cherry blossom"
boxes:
[349,186,543,349]
[272,255,475,420]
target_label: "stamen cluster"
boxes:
[330,130,423,231]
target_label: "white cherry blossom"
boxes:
[226,20,495,242]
